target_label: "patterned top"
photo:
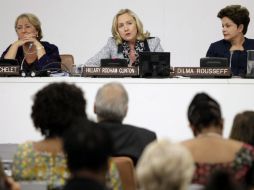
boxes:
[12,141,122,190]
[122,40,148,66]
[192,143,254,186]
[85,37,163,67]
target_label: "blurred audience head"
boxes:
[136,139,194,190]
[187,93,222,136]
[0,159,20,190]
[94,82,128,123]
[111,8,150,45]
[230,111,254,145]
[204,170,243,190]
[15,13,43,40]
[31,82,87,138]
[217,5,250,35]
[63,119,113,182]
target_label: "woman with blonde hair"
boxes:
[85,9,163,67]
[136,139,194,190]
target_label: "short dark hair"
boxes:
[63,119,113,172]
[31,82,87,138]
[204,170,243,190]
[188,93,222,133]
[217,5,250,35]
[230,111,254,146]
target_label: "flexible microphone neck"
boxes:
[229,51,234,68]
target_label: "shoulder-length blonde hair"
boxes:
[15,13,43,40]
[111,9,150,45]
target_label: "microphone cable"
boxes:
[20,43,34,77]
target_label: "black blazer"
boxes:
[206,37,254,76]
[63,177,108,190]
[98,121,157,165]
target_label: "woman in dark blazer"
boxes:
[206,5,254,76]
[1,13,61,75]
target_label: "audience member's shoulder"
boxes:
[226,138,244,147]
[225,139,254,156]
[14,141,34,155]
[18,141,33,148]
[181,139,197,149]
[123,123,156,137]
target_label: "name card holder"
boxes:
[83,67,139,77]
[173,67,231,78]
[0,65,20,76]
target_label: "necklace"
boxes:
[197,132,222,138]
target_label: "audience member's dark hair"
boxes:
[188,93,222,133]
[230,111,254,146]
[31,82,87,138]
[204,170,243,190]
[63,119,113,173]
[217,5,250,35]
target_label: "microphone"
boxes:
[34,62,63,77]
[28,43,33,49]
[20,43,33,77]
[229,51,233,68]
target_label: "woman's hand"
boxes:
[22,33,38,44]
[13,33,38,47]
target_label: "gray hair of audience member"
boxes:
[95,82,128,122]
[136,139,195,190]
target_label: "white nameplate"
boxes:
[83,67,139,77]
[0,65,20,76]
[173,67,231,77]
